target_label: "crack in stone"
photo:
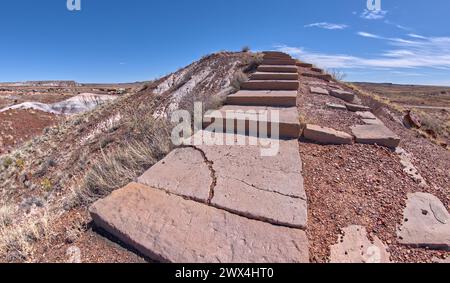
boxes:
[186,145,217,205]
[227,176,306,201]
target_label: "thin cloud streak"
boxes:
[276,33,450,70]
[304,22,348,30]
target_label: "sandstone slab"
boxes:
[326,103,347,110]
[138,147,212,203]
[351,124,401,148]
[303,124,353,145]
[330,226,391,263]
[203,105,301,139]
[345,103,371,112]
[263,51,292,59]
[250,72,298,81]
[241,80,299,91]
[362,118,384,126]
[296,62,313,68]
[257,65,298,73]
[147,131,307,228]
[226,90,297,107]
[330,89,356,102]
[310,86,329,96]
[397,193,449,250]
[262,59,296,66]
[90,183,309,263]
[356,111,377,120]
[302,72,332,82]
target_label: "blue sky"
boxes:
[1,0,449,85]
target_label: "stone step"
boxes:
[351,124,401,148]
[301,72,333,82]
[139,131,307,228]
[345,103,371,112]
[257,65,298,73]
[241,80,299,91]
[250,72,298,81]
[296,62,313,68]
[310,86,329,96]
[226,90,298,107]
[203,105,301,139]
[261,59,296,66]
[263,51,292,59]
[303,124,353,145]
[90,182,309,263]
[330,89,356,103]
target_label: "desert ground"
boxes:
[0,52,448,263]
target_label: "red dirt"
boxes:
[297,65,449,263]
[0,109,60,155]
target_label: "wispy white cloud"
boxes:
[357,32,382,39]
[276,33,450,70]
[361,9,388,20]
[408,33,427,39]
[304,22,348,30]
[384,20,412,31]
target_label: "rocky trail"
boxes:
[88,52,449,263]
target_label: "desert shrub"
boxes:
[2,157,13,169]
[0,211,49,262]
[326,69,347,81]
[241,46,251,52]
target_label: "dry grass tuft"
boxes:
[74,104,173,205]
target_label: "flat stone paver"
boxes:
[250,72,298,81]
[326,103,347,110]
[241,80,299,91]
[330,226,391,263]
[138,147,212,203]
[345,103,371,112]
[226,90,298,107]
[351,124,401,148]
[356,111,377,120]
[257,65,298,73]
[310,86,329,95]
[397,193,449,250]
[362,118,384,126]
[90,182,309,263]
[302,72,332,81]
[203,105,301,139]
[262,59,296,66]
[303,124,353,145]
[140,131,307,228]
[330,89,355,102]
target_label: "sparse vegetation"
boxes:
[326,68,347,81]
[75,104,173,205]
[230,70,248,91]
[241,46,250,53]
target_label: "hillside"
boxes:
[0,51,448,263]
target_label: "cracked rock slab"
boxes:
[397,193,449,250]
[143,131,307,228]
[330,226,391,263]
[138,147,212,203]
[90,183,309,263]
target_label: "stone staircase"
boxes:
[89,51,309,263]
